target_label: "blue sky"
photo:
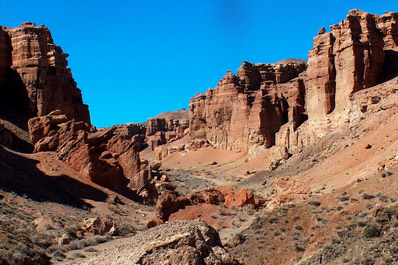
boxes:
[1,1,397,127]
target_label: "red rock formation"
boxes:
[189,61,307,155]
[307,10,385,133]
[377,12,398,51]
[267,176,311,209]
[188,188,225,205]
[214,186,256,208]
[28,111,149,194]
[189,10,395,159]
[187,187,259,208]
[153,138,210,160]
[146,117,189,151]
[156,191,190,224]
[113,123,146,139]
[0,23,90,123]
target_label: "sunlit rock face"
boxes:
[0,22,90,123]
[190,10,397,157]
[189,61,307,156]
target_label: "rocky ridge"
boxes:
[188,10,398,164]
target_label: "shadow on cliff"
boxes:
[379,50,398,83]
[0,68,34,153]
[0,69,31,129]
[0,145,107,209]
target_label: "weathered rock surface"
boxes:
[307,9,385,135]
[28,110,149,195]
[156,186,264,227]
[189,10,398,159]
[189,61,307,156]
[154,138,210,160]
[74,220,240,265]
[267,176,311,209]
[146,117,189,150]
[377,12,398,51]
[156,191,190,224]
[0,23,90,123]
[214,186,256,208]
[83,217,118,236]
[188,188,225,205]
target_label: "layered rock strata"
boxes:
[307,9,385,135]
[189,61,307,155]
[146,117,189,150]
[0,23,90,123]
[189,10,396,158]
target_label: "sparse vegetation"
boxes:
[308,200,321,207]
[295,225,303,231]
[364,224,380,238]
[337,194,350,202]
[362,193,376,200]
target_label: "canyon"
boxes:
[1,9,398,265]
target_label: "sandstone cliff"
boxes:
[307,9,385,135]
[0,22,90,124]
[189,10,398,160]
[189,61,307,156]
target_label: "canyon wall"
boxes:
[189,10,397,157]
[0,23,90,124]
[307,9,385,136]
[189,61,307,156]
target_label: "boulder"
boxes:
[214,186,256,208]
[78,220,240,265]
[156,191,190,224]
[83,217,118,236]
[318,26,326,35]
[267,176,312,209]
[188,188,225,205]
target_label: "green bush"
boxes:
[364,224,380,238]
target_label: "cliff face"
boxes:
[189,10,397,157]
[307,10,385,135]
[189,61,307,155]
[0,23,90,124]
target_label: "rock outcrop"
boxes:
[214,186,256,208]
[0,23,90,123]
[307,9,385,135]
[156,186,261,225]
[28,110,150,195]
[267,176,312,209]
[82,217,119,236]
[189,61,307,156]
[74,220,240,265]
[189,10,397,160]
[377,12,398,51]
[146,117,189,150]
[156,190,190,224]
